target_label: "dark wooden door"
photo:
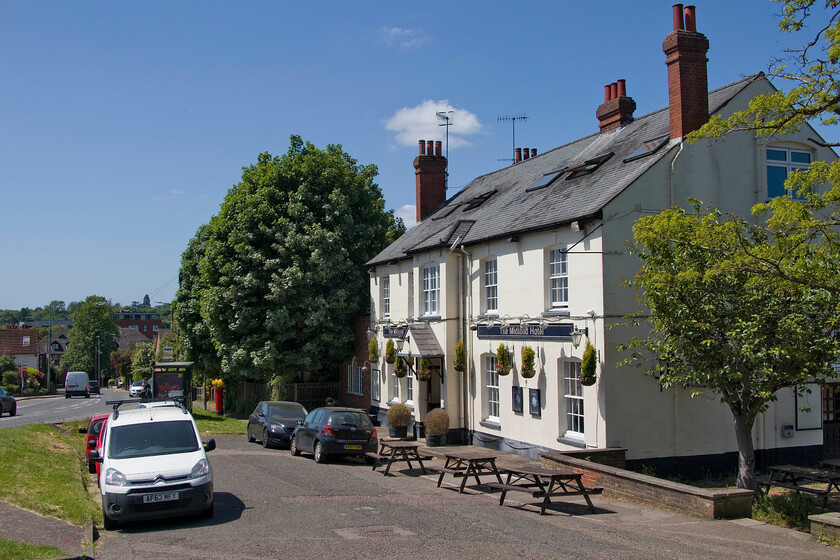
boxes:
[824,384,840,457]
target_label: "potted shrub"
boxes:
[424,408,449,447]
[384,338,396,364]
[581,340,597,386]
[394,356,407,378]
[386,402,412,438]
[453,340,466,372]
[496,344,511,375]
[368,338,379,362]
[416,358,432,381]
[520,345,536,378]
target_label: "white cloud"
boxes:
[378,27,431,50]
[385,100,482,149]
[395,204,417,229]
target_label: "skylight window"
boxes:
[431,203,462,220]
[463,190,496,211]
[526,170,565,192]
[565,153,614,180]
[624,135,669,162]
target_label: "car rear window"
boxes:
[329,412,372,428]
[109,420,199,459]
[268,405,306,419]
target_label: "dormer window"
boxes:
[624,135,669,162]
[566,153,614,180]
[463,191,495,211]
[526,170,564,192]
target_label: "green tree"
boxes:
[692,1,840,293]
[623,202,840,490]
[176,136,401,385]
[62,296,119,380]
[131,342,156,383]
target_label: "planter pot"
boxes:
[497,367,511,376]
[425,433,447,447]
[521,369,536,379]
[389,426,408,438]
[580,375,596,386]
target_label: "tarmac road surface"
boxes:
[94,434,836,560]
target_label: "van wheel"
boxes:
[102,505,118,530]
[200,502,214,520]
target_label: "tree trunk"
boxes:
[732,410,758,491]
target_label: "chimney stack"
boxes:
[596,78,636,132]
[414,139,447,222]
[663,4,709,140]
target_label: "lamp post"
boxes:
[571,327,588,349]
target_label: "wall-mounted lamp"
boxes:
[361,360,371,373]
[571,327,589,348]
[395,338,405,352]
[519,314,534,327]
[570,220,581,232]
[366,325,378,340]
[469,323,478,331]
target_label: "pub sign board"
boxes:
[477,322,574,341]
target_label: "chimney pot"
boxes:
[610,82,618,100]
[427,140,434,155]
[604,84,611,102]
[684,5,696,32]
[596,79,636,132]
[515,148,522,162]
[434,140,442,156]
[523,148,530,160]
[673,3,684,30]
[531,148,537,158]
[617,79,627,97]
[418,140,426,155]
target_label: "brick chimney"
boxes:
[663,4,709,140]
[596,79,636,133]
[414,140,447,222]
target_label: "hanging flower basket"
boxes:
[520,345,536,378]
[496,344,511,376]
[453,340,466,372]
[395,357,407,378]
[384,338,396,364]
[521,368,536,379]
[416,357,432,381]
[368,338,379,362]
[580,340,597,386]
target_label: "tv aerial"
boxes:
[436,111,453,189]
[498,114,528,162]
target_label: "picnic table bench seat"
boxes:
[486,482,603,499]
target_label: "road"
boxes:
[0,388,125,428]
[93,434,835,560]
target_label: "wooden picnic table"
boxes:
[426,451,504,493]
[487,465,602,515]
[365,440,432,476]
[761,464,840,510]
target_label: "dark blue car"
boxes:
[247,401,308,448]
[0,387,17,417]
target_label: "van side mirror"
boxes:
[203,438,216,452]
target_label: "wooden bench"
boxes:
[487,482,604,499]
[760,479,830,496]
[489,466,602,514]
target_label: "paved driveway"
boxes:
[94,434,834,559]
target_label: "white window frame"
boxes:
[548,247,568,309]
[348,364,363,396]
[406,374,414,405]
[563,360,584,438]
[370,367,380,403]
[485,355,500,422]
[766,147,811,200]
[390,370,401,403]
[381,276,390,319]
[483,258,498,314]
[422,264,440,316]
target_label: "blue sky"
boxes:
[2,0,836,310]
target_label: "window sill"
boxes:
[418,315,441,322]
[478,314,499,320]
[542,310,570,317]
[479,420,501,430]
[557,436,586,448]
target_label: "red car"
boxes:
[79,414,109,474]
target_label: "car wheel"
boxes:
[290,436,301,456]
[85,392,90,398]
[102,504,117,530]
[65,394,70,399]
[314,441,327,464]
[262,429,271,449]
[246,426,255,443]
[199,502,214,520]
[9,403,15,416]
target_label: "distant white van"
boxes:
[65,371,90,399]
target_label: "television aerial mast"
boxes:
[436,111,453,189]
[497,114,528,162]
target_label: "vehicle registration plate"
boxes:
[142,491,179,504]
[344,444,362,450]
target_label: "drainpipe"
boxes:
[457,244,473,441]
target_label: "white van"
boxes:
[90,404,215,529]
[65,371,90,398]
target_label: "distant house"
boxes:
[39,325,70,368]
[364,5,839,475]
[115,311,162,340]
[0,327,40,372]
[118,328,152,352]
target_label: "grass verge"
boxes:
[0,422,98,526]
[752,491,816,532]
[0,538,66,560]
[192,406,247,435]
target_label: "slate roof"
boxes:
[369,74,761,267]
[402,322,444,358]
